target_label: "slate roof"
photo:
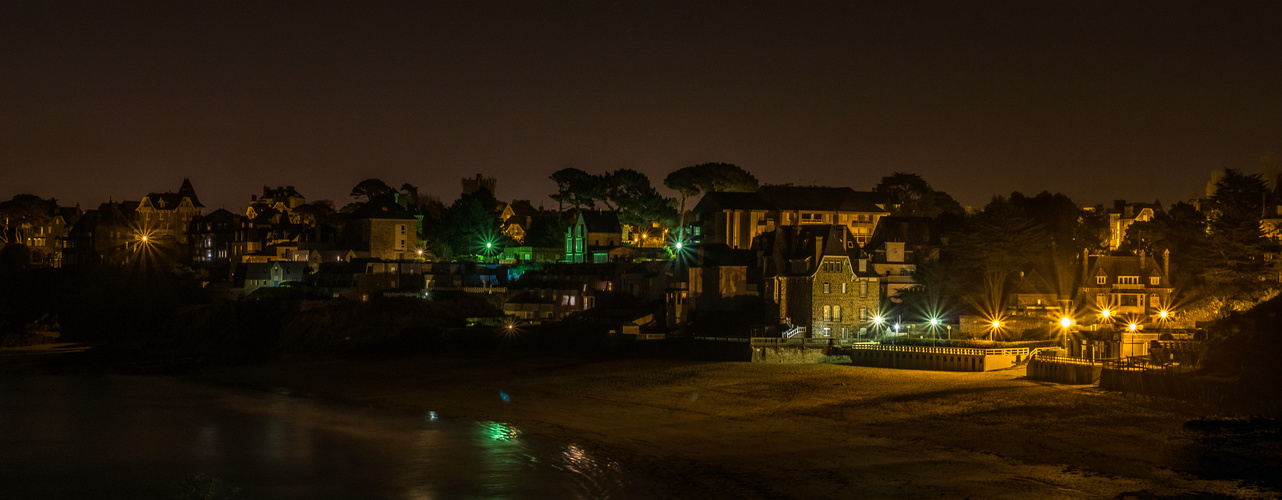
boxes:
[350,195,418,220]
[757,225,863,277]
[1086,254,1168,281]
[578,210,621,233]
[1008,266,1057,295]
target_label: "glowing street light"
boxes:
[1158,310,1169,319]
[1128,322,1138,332]
[674,241,683,250]
[872,315,884,325]
[929,317,940,327]
[1100,308,1111,319]
[991,320,1001,329]
[1059,317,1073,329]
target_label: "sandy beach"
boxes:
[194,356,1279,499]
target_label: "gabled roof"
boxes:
[350,195,417,220]
[202,208,238,221]
[1009,266,1056,295]
[507,199,542,220]
[577,210,621,233]
[178,178,203,208]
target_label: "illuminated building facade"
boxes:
[758,225,881,339]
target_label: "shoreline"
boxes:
[188,355,1280,499]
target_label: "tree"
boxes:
[524,213,565,248]
[664,163,760,239]
[349,179,393,202]
[599,169,678,228]
[550,168,678,231]
[549,168,603,211]
[0,194,55,245]
[1202,169,1277,314]
[941,196,1053,321]
[873,173,963,217]
[293,200,337,226]
[400,183,445,220]
[428,188,504,259]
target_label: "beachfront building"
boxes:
[1076,250,1174,325]
[757,225,881,340]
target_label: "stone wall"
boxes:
[751,347,830,363]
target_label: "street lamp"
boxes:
[1058,316,1073,351]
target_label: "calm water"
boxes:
[0,375,655,499]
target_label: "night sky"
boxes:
[3,1,1280,212]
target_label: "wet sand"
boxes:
[194,356,1279,499]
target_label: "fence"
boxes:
[748,337,835,348]
[839,344,1029,372]
[1027,354,1103,384]
[1099,359,1231,403]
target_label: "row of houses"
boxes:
[0,179,1196,341]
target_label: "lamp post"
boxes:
[1059,316,1073,352]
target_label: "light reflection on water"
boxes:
[0,375,649,499]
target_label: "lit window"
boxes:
[841,283,848,294]
[1118,276,1139,285]
[860,281,868,298]
[822,305,831,321]
[1149,277,1160,285]
[823,282,831,293]
[833,305,842,321]
[1096,276,1106,285]
[859,306,868,320]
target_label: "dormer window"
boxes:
[1096,276,1106,285]
[1118,276,1139,285]
[1150,277,1160,285]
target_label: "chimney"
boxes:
[1163,248,1170,278]
[1081,251,1089,284]
[1140,249,1146,269]
[814,236,824,265]
[286,185,294,192]
[251,194,257,201]
[859,258,867,273]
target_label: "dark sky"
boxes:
[3,1,1280,212]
